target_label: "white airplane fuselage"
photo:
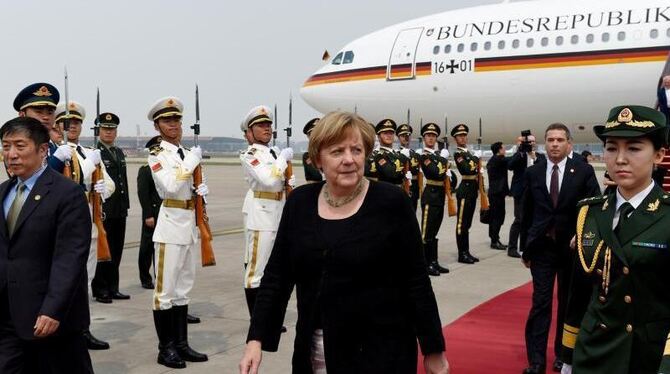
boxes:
[300,0,670,143]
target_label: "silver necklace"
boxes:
[323,179,366,208]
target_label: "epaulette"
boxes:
[246,147,257,156]
[577,194,608,207]
[149,145,163,156]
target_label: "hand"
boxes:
[439,149,450,159]
[279,147,294,161]
[570,235,576,250]
[239,340,262,374]
[89,149,102,166]
[93,179,106,196]
[144,217,155,228]
[287,174,296,188]
[195,183,209,196]
[446,169,452,177]
[603,178,617,187]
[561,364,572,374]
[53,144,72,162]
[190,146,203,160]
[400,148,410,158]
[34,315,60,338]
[424,352,449,374]
[522,259,531,268]
[405,171,413,184]
[516,136,524,146]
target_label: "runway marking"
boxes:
[123,227,244,249]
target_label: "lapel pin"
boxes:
[647,199,660,212]
[34,195,41,201]
[570,169,575,173]
[602,199,609,211]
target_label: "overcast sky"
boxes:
[0,0,499,141]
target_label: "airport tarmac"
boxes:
[43,159,590,373]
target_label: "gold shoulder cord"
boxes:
[577,205,604,273]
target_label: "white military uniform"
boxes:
[149,140,200,310]
[240,143,288,288]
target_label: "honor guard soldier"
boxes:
[137,136,163,290]
[561,106,670,374]
[54,101,115,351]
[364,123,379,181]
[452,124,479,264]
[148,97,209,369]
[302,118,323,183]
[13,83,81,175]
[397,123,421,210]
[419,123,451,276]
[239,105,295,321]
[90,112,131,303]
[372,119,409,187]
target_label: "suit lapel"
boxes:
[617,186,665,246]
[12,168,53,237]
[535,159,551,203]
[0,178,15,239]
[557,157,574,208]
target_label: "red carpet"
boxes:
[418,282,558,373]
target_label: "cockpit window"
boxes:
[343,51,355,64]
[332,52,343,65]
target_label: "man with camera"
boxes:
[507,130,545,258]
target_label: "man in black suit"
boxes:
[507,133,545,258]
[0,117,93,373]
[137,136,162,290]
[520,123,600,374]
[486,141,509,250]
[658,75,670,124]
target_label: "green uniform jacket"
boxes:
[453,147,479,199]
[98,143,129,218]
[364,149,379,181]
[562,186,670,373]
[373,147,404,185]
[419,150,449,206]
[302,152,322,182]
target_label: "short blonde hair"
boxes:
[308,111,375,165]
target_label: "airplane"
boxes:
[300,0,670,143]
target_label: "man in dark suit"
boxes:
[520,123,600,374]
[137,136,162,290]
[486,142,509,250]
[0,117,93,373]
[92,112,130,302]
[507,133,545,258]
[657,75,670,124]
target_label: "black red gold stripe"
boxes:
[304,62,432,87]
[475,46,670,72]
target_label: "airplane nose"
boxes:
[300,74,323,113]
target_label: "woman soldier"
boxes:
[560,105,670,373]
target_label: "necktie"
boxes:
[76,145,86,159]
[270,149,277,159]
[615,202,634,240]
[177,148,185,160]
[550,164,559,208]
[7,182,26,236]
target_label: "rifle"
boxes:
[272,104,278,147]
[477,118,490,211]
[284,95,294,196]
[443,116,457,217]
[401,108,410,194]
[61,67,72,178]
[192,85,216,267]
[91,88,111,262]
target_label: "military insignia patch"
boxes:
[105,114,112,121]
[166,99,175,106]
[34,86,52,97]
[423,159,431,166]
[456,156,464,164]
[633,241,668,249]
[250,159,260,167]
[618,108,632,123]
[602,199,609,211]
[378,158,387,166]
[151,162,162,172]
[647,199,660,212]
[582,239,595,247]
[411,159,419,167]
[394,159,402,172]
[584,232,595,239]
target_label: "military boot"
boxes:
[458,249,475,264]
[174,305,208,362]
[153,309,186,369]
[432,240,449,273]
[424,241,440,276]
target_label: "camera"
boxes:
[519,130,533,153]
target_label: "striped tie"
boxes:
[7,182,26,236]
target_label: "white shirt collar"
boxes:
[160,140,182,152]
[380,146,394,152]
[423,147,436,154]
[547,157,567,172]
[457,146,468,152]
[616,180,655,211]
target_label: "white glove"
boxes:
[53,144,72,162]
[405,171,412,186]
[400,148,410,158]
[190,146,203,161]
[279,147,294,161]
[287,174,296,188]
[560,364,572,374]
[440,148,450,159]
[89,149,102,166]
[446,169,452,177]
[93,179,106,194]
[195,183,209,196]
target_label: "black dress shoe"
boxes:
[508,248,521,258]
[522,364,545,374]
[186,314,201,324]
[426,264,441,276]
[434,262,450,274]
[141,281,155,289]
[83,330,110,350]
[95,295,112,304]
[490,241,507,250]
[467,252,480,262]
[458,254,475,264]
[111,291,130,300]
[552,358,563,372]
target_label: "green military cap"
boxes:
[375,119,397,134]
[98,112,120,128]
[594,105,667,142]
[303,118,320,135]
[451,123,469,137]
[397,123,412,136]
[421,122,440,137]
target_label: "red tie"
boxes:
[550,164,559,208]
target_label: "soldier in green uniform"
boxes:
[397,123,421,211]
[364,123,379,181]
[560,106,670,374]
[372,119,407,187]
[302,118,322,183]
[419,123,451,276]
[452,124,479,264]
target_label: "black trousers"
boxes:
[409,181,419,212]
[508,197,522,250]
[93,216,127,294]
[487,193,506,242]
[0,292,93,374]
[456,195,477,252]
[138,224,155,284]
[421,203,444,262]
[524,238,572,366]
